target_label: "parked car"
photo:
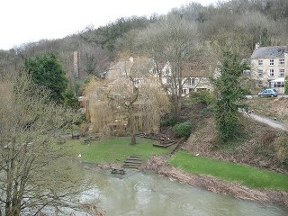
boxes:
[258,88,278,97]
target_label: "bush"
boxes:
[64,89,80,109]
[200,107,213,117]
[172,121,192,138]
[160,115,178,127]
[190,91,215,106]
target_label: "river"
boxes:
[72,166,288,216]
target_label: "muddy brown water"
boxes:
[77,167,288,216]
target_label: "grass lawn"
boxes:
[63,137,170,165]
[169,151,288,191]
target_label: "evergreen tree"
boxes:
[213,50,249,142]
[24,54,68,104]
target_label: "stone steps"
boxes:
[123,155,143,170]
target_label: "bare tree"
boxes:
[136,15,198,117]
[0,74,87,215]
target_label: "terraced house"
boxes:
[251,43,288,94]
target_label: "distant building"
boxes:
[251,43,288,94]
[152,61,213,96]
[181,63,213,95]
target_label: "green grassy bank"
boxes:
[64,137,170,164]
[62,137,288,191]
[169,151,288,191]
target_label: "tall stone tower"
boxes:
[73,51,80,79]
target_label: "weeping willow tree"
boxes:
[84,75,170,144]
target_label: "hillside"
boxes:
[167,97,288,173]
[247,98,288,125]
[1,0,288,82]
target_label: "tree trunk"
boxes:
[131,133,136,145]
[172,94,181,120]
[5,205,21,216]
[129,112,136,145]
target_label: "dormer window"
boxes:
[279,58,285,65]
[258,59,263,66]
[270,59,274,66]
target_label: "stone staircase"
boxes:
[123,155,144,170]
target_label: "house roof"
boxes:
[251,46,286,59]
[181,62,207,78]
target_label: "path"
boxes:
[242,111,288,131]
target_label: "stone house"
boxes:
[251,43,288,94]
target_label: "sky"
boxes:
[0,0,224,50]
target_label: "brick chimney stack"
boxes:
[73,51,80,79]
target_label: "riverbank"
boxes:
[142,156,288,208]
[63,137,288,208]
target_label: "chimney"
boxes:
[255,42,260,50]
[73,51,80,79]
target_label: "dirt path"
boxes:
[242,112,288,131]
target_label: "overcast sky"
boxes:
[0,0,225,50]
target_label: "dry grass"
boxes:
[247,98,288,125]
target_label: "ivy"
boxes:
[213,50,249,142]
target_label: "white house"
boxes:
[181,63,213,96]
[153,61,212,96]
[251,43,288,94]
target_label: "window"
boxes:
[270,59,274,66]
[257,69,263,78]
[276,82,284,87]
[185,78,196,86]
[258,59,263,66]
[280,69,285,77]
[279,58,285,65]
[270,69,274,77]
[258,81,263,87]
[191,78,195,85]
[182,89,187,94]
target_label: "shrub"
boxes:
[172,121,192,138]
[200,107,213,117]
[190,91,215,106]
[160,115,178,127]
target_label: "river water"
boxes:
[76,166,288,216]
